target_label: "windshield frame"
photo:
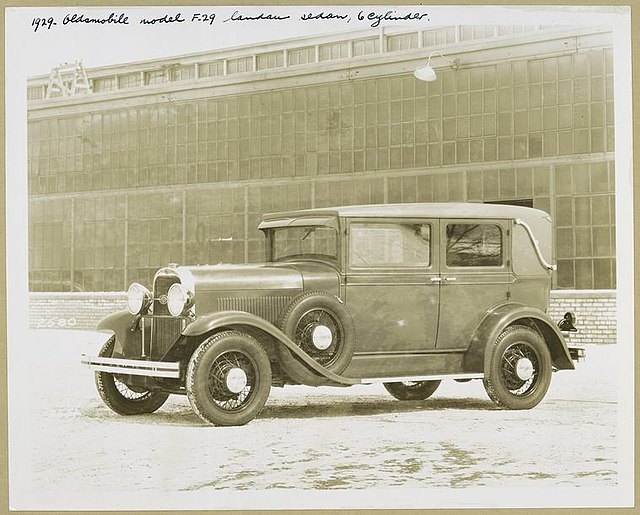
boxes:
[262,217,341,266]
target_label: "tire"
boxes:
[483,325,552,410]
[94,337,169,416]
[384,380,441,401]
[186,331,271,426]
[279,291,355,374]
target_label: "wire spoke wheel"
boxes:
[484,325,552,410]
[206,350,257,412]
[499,342,540,395]
[113,376,154,401]
[279,292,356,374]
[384,380,441,401]
[294,308,343,367]
[187,331,271,426]
[94,337,169,416]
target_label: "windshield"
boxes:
[271,226,338,263]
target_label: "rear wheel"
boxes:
[94,337,169,416]
[383,380,441,401]
[483,325,552,410]
[186,331,271,426]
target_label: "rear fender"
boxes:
[96,310,145,358]
[464,303,574,374]
[179,310,357,386]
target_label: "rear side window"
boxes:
[350,223,431,268]
[446,224,502,267]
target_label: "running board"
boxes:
[360,373,484,384]
[81,354,180,379]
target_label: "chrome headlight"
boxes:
[127,283,152,315]
[167,283,194,316]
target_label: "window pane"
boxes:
[273,226,337,262]
[446,224,502,266]
[350,223,431,268]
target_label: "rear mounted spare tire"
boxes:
[279,291,355,374]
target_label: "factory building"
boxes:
[27,25,616,296]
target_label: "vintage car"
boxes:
[82,203,585,426]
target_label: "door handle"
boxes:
[444,277,458,282]
[430,277,442,282]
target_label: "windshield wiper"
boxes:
[301,228,315,241]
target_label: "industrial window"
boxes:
[446,224,502,267]
[227,57,253,74]
[93,77,116,93]
[28,86,44,101]
[256,51,284,71]
[350,223,431,268]
[145,70,167,85]
[118,73,142,89]
[319,42,349,61]
[170,65,196,82]
[422,27,456,47]
[288,47,316,66]
[199,60,224,78]
[386,33,419,52]
[352,38,379,57]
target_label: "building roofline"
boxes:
[27,24,612,114]
[27,25,421,82]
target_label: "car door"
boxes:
[345,218,440,356]
[436,219,511,350]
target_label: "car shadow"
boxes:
[81,396,498,427]
[258,397,498,420]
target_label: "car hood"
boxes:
[175,261,339,294]
[176,263,303,293]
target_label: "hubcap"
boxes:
[225,367,248,394]
[515,358,534,381]
[311,325,333,350]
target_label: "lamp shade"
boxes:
[413,65,437,82]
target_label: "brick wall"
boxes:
[30,292,127,330]
[548,289,616,345]
[30,290,616,345]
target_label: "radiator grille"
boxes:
[151,272,182,357]
[150,317,184,357]
[217,296,293,324]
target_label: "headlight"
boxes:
[127,283,152,315]
[167,283,194,316]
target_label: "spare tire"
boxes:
[278,291,356,374]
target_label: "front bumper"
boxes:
[567,345,586,363]
[81,354,181,379]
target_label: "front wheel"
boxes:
[94,337,169,416]
[186,331,272,426]
[483,325,552,410]
[383,380,441,401]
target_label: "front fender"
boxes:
[463,303,574,374]
[96,310,143,357]
[182,310,358,386]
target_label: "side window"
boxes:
[350,223,431,268]
[446,224,502,267]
